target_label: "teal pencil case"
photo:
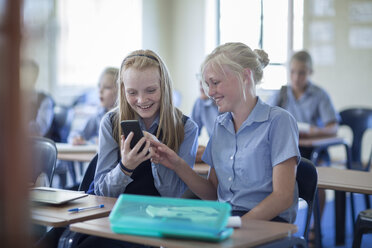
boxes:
[109,194,233,242]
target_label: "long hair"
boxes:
[112,50,184,152]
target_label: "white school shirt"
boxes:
[202,98,300,223]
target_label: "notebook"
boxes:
[30,187,88,205]
[109,194,234,242]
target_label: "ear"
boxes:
[243,68,253,84]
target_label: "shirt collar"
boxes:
[138,115,160,132]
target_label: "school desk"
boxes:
[56,143,97,162]
[70,217,298,248]
[194,162,210,175]
[31,193,116,227]
[299,135,352,247]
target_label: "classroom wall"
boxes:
[142,0,206,116]
[303,0,372,162]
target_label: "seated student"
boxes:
[191,75,219,163]
[267,50,339,233]
[93,50,198,198]
[21,59,54,137]
[151,42,300,224]
[68,67,119,145]
[267,50,339,140]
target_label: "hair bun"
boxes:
[254,49,270,68]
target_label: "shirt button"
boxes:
[230,156,233,160]
[228,177,232,181]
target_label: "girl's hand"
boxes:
[120,132,151,172]
[149,140,181,171]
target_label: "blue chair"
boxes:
[297,157,318,243]
[340,108,372,222]
[31,136,58,187]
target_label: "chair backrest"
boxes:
[296,157,318,241]
[78,153,98,192]
[50,105,72,143]
[31,136,58,187]
[339,108,372,165]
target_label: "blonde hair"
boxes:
[112,50,185,152]
[201,42,269,99]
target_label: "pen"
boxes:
[68,204,104,212]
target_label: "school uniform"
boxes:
[268,81,339,126]
[202,98,301,223]
[28,91,54,137]
[94,112,199,198]
[191,98,219,137]
[267,81,339,160]
[68,107,107,144]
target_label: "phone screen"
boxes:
[120,120,146,153]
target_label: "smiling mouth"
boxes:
[137,103,153,110]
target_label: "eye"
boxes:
[126,90,136,95]
[146,88,157,93]
[212,81,219,86]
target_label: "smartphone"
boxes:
[120,120,146,153]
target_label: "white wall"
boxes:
[304,0,372,162]
[142,0,207,115]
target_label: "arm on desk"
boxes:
[300,121,338,138]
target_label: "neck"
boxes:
[232,96,258,132]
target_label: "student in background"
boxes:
[21,59,54,137]
[68,67,119,145]
[267,50,339,233]
[191,76,219,162]
[151,42,300,224]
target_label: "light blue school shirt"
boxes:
[191,98,219,137]
[267,82,339,126]
[28,93,54,136]
[68,107,106,144]
[202,98,300,223]
[94,112,199,198]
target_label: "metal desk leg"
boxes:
[314,190,323,248]
[335,190,346,246]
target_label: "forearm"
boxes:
[241,191,293,221]
[173,159,217,200]
[303,122,338,138]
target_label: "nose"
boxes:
[208,85,216,97]
[137,93,146,103]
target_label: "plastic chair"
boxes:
[297,157,318,243]
[78,153,98,192]
[340,108,372,218]
[340,108,372,171]
[31,136,58,187]
[352,209,372,248]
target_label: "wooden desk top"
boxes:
[56,143,97,162]
[31,194,117,227]
[317,167,372,194]
[194,163,210,175]
[70,217,297,248]
[299,136,345,148]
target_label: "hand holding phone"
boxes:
[120,120,146,153]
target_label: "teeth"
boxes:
[138,104,151,109]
